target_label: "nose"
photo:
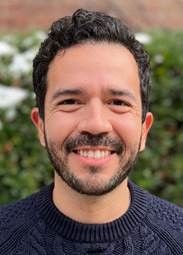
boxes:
[77,99,112,135]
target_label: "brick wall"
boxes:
[0,0,183,31]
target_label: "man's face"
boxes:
[32,42,153,195]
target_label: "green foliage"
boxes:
[132,31,183,206]
[0,31,183,206]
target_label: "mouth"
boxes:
[72,147,116,159]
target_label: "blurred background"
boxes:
[0,0,183,206]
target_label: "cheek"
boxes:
[111,115,142,143]
[45,112,78,142]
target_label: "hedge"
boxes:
[0,30,183,206]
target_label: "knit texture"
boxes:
[0,181,183,255]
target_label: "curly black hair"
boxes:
[33,8,150,121]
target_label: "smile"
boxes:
[72,148,115,159]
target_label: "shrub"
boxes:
[0,30,183,205]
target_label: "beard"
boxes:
[44,132,140,196]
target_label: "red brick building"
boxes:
[0,0,183,31]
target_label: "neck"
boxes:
[52,174,130,224]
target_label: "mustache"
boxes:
[64,133,124,155]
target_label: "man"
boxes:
[0,9,183,255]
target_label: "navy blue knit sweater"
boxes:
[0,182,183,254]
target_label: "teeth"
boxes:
[83,150,88,157]
[78,150,111,159]
[104,151,109,157]
[95,150,101,158]
[88,150,94,158]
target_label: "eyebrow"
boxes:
[51,87,136,102]
[107,89,136,101]
[52,89,83,101]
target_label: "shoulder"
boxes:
[146,191,183,226]
[130,182,183,234]
[143,189,183,243]
[129,183,183,253]
[0,189,39,224]
[1,196,31,219]
[130,181,183,228]
[0,187,47,243]
[0,186,53,254]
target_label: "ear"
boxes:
[31,107,46,147]
[139,112,153,152]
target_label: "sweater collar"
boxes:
[36,181,148,242]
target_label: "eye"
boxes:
[56,98,82,112]
[108,99,131,113]
[108,99,130,106]
[58,99,81,105]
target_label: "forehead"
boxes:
[46,42,140,99]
